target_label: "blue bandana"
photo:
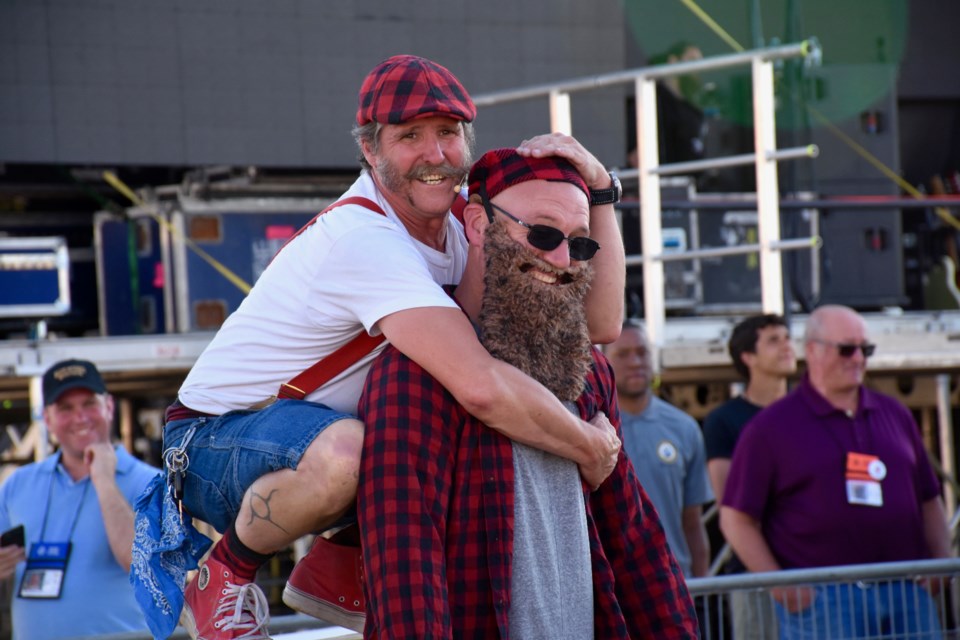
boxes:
[129,474,213,640]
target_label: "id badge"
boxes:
[845,452,885,507]
[846,479,883,507]
[18,541,71,599]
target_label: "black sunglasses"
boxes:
[813,339,876,358]
[485,201,601,261]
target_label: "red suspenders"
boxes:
[274,194,467,400]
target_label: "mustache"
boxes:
[512,238,593,287]
[517,257,591,286]
[407,163,466,182]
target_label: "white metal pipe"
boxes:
[549,91,572,135]
[752,57,784,315]
[687,557,960,593]
[29,374,49,461]
[653,145,818,176]
[689,206,703,305]
[160,209,176,334]
[624,236,820,266]
[172,213,190,333]
[636,76,665,367]
[471,41,813,107]
[936,374,956,520]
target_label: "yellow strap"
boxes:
[804,109,960,231]
[676,0,960,231]
[679,0,745,52]
[102,171,253,294]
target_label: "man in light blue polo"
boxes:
[0,359,160,640]
[605,320,712,580]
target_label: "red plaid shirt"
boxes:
[358,345,698,639]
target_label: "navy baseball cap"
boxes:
[42,359,106,406]
[356,55,476,126]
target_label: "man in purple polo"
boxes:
[720,304,951,639]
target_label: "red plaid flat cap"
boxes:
[356,55,476,126]
[468,148,589,201]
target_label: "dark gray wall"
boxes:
[0,0,629,169]
[896,0,960,187]
[897,0,960,100]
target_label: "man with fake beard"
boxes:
[131,55,626,640]
[357,148,699,639]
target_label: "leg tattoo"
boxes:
[246,488,290,533]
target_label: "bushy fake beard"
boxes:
[478,220,595,402]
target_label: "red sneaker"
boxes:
[282,535,365,632]
[180,556,271,640]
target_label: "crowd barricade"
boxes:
[687,558,960,640]
[76,614,358,640]
[72,558,960,640]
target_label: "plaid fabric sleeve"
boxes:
[446,406,514,638]
[583,349,700,639]
[358,345,467,639]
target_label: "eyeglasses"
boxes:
[486,201,600,261]
[812,339,876,358]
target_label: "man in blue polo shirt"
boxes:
[0,359,160,640]
[604,319,712,580]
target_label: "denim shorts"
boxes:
[163,399,354,533]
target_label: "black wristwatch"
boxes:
[589,171,622,206]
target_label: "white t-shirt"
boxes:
[179,172,466,415]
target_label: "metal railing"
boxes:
[67,559,960,640]
[472,40,821,366]
[64,614,359,640]
[688,557,960,640]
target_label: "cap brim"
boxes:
[45,381,105,406]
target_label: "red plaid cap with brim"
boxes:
[356,55,476,126]
[468,148,589,202]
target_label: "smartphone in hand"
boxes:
[0,524,24,548]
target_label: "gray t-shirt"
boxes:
[508,402,594,639]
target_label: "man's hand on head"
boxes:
[516,133,608,191]
[579,411,621,490]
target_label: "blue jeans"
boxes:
[164,399,354,533]
[776,581,942,640]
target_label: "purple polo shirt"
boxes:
[723,374,941,569]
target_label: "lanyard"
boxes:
[817,407,873,457]
[37,453,90,544]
